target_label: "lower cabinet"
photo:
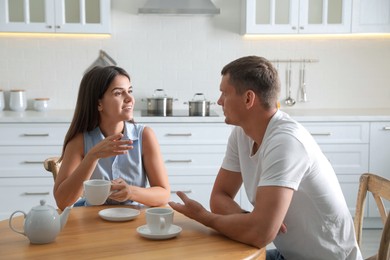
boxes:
[368,122,390,219]
[0,122,66,220]
[240,121,372,215]
[2,117,390,226]
[162,145,226,209]
[149,123,234,209]
[0,178,56,220]
[320,144,369,217]
[302,121,390,228]
[169,176,216,210]
[302,122,370,219]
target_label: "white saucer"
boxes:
[136,225,182,240]
[98,208,140,222]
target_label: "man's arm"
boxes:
[210,168,245,214]
[169,185,293,249]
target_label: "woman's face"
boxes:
[98,74,134,123]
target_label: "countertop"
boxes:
[2,108,390,123]
[282,108,390,122]
[0,110,226,123]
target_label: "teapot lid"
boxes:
[32,200,54,211]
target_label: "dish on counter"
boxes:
[98,208,140,222]
[136,224,182,240]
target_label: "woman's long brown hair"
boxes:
[59,66,131,162]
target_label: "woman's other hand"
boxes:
[89,133,133,159]
[110,178,132,202]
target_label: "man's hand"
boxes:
[168,191,209,223]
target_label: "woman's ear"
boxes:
[98,100,103,111]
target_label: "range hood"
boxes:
[138,0,220,15]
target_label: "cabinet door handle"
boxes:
[171,190,192,194]
[310,132,332,136]
[299,26,304,30]
[383,127,390,130]
[292,26,297,30]
[24,161,44,164]
[24,192,50,196]
[166,133,192,137]
[22,133,50,137]
[46,25,52,29]
[166,159,192,163]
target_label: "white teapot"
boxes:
[9,200,72,244]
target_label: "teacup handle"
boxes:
[159,216,166,231]
[9,210,27,236]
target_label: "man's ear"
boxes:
[244,90,256,109]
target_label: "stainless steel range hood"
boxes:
[138,0,220,15]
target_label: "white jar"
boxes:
[9,89,27,112]
[0,90,4,111]
[33,98,49,112]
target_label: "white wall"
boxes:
[0,0,389,111]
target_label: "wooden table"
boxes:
[0,205,265,259]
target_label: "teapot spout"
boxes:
[59,206,72,230]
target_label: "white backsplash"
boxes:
[0,0,389,111]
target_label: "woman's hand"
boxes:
[109,178,132,202]
[89,133,133,160]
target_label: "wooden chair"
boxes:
[43,157,61,181]
[354,173,390,260]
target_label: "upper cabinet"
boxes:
[242,0,352,34]
[352,0,390,33]
[0,0,110,34]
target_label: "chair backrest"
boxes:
[43,157,61,181]
[354,173,390,260]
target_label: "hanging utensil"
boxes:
[276,60,281,108]
[284,61,296,106]
[299,61,308,102]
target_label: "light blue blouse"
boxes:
[83,121,146,205]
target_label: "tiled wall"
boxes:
[0,0,389,111]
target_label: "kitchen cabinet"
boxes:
[0,123,67,220]
[240,121,371,214]
[242,0,352,34]
[0,0,110,34]
[368,122,390,218]
[147,123,236,210]
[302,122,369,217]
[352,0,390,33]
[301,120,390,227]
[2,110,390,226]
[0,111,233,220]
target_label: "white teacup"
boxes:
[83,179,111,205]
[145,208,174,234]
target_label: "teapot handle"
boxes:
[9,210,27,236]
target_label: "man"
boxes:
[169,56,362,260]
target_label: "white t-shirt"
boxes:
[221,110,362,260]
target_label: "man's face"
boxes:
[217,74,246,126]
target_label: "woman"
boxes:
[54,66,170,211]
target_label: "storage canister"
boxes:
[9,89,27,112]
[33,98,50,112]
[0,89,4,111]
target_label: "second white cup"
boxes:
[83,179,111,205]
[145,208,174,234]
